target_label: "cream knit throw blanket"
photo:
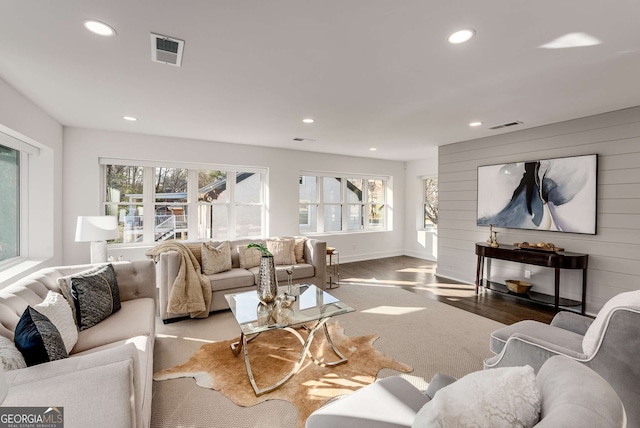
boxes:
[147,242,212,318]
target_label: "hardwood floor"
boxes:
[337,255,557,325]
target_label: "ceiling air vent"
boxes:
[489,121,523,130]
[293,138,317,142]
[150,33,184,67]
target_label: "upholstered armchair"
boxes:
[484,290,640,428]
[306,356,625,427]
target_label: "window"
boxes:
[103,160,266,244]
[0,144,19,262]
[299,173,388,233]
[423,177,438,229]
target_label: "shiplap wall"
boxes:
[437,107,640,314]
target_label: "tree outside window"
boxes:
[424,178,438,228]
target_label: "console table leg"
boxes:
[554,268,560,310]
[475,255,482,294]
[581,269,587,315]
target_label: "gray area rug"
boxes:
[151,282,505,428]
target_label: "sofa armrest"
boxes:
[3,343,139,428]
[425,372,457,399]
[550,311,594,335]
[155,251,182,320]
[113,259,156,302]
[305,239,326,288]
[483,332,587,372]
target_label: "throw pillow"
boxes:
[583,290,640,355]
[59,264,121,331]
[294,237,307,263]
[57,264,113,326]
[413,365,541,428]
[201,241,233,275]
[14,307,68,367]
[266,238,296,265]
[0,336,27,370]
[34,291,78,354]
[238,245,262,269]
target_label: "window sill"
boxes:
[0,258,49,288]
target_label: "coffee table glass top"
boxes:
[225,283,354,335]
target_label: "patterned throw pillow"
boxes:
[238,245,262,269]
[0,336,27,370]
[414,365,541,428]
[201,241,233,275]
[14,307,68,367]
[58,264,121,330]
[266,238,296,265]
[34,291,78,354]
[294,237,307,263]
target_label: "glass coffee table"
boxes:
[225,283,355,396]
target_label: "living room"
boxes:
[1,2,639,427]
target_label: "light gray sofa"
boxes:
[484,294,640,428]
[0,260,156,428]
[154,237,326,322]
[306,356,626,427]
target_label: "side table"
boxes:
[326,247,340,289]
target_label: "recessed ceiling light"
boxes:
[123,116,137,121]
[302,118,315,124]
[83,20,116,37]
[369,148,377,151]
[469,121,483,127]
[448,29,475,44]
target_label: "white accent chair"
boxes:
[306,356,626,428]
[484,290,640,428]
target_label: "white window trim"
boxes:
[422,176,438,230]
[300,171,390,235]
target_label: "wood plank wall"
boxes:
[436,107,640,314]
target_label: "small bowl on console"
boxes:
[505,279,533,294]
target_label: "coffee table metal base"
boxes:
[230,318,347,396]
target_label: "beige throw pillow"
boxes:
[201,241,232,275]
[266,238,296,265]
[238,245,262,269]
[294,237,307,263]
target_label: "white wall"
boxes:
[0,76,63,287]
[404,153,438,261]
[62,127,405,265]
[437,106,640,314]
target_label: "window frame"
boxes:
[0,132,37,269]
[299,171,390,234]
[423,176,438,230]
[101,158,267,246]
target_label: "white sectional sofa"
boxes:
[0,260,156,428]
[153,237,326,322]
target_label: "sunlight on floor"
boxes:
[156,333,215,344]
[396,266,435,274]
[342,277,420,286]
[362,306,426,315]
[397,373,430,391]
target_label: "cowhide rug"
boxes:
[153,322,412,427]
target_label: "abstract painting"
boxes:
[477,154,597,234]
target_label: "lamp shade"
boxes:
[75,216,119,242]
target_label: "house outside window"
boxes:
[299,172,389,234]
[103,160,266,244]
[0,144,19,262]
[424,177,438,229]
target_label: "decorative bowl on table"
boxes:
[505,279,533,294]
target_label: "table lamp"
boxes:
[75,216,119,264]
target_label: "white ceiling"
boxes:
[2,1,640,161]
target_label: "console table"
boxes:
[475,243,588,314]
